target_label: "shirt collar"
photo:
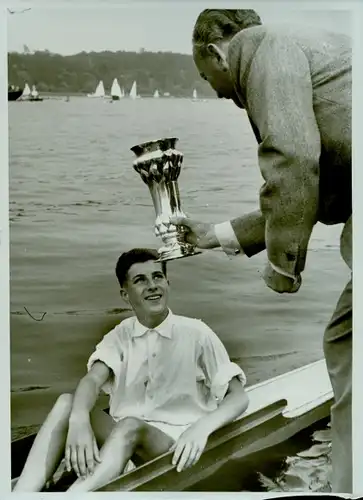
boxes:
[132,310,174,339]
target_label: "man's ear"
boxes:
[207,43,228,69]
[207,43,223,60]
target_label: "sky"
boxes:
[6,1,353,56]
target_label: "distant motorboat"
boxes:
[8,84,23,101]
[111,78,123,101]
[87,80,105,98]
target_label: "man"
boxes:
[170,9,352,493]
[14,248,249,492]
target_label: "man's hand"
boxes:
[171,422,209,472]
[169,215,219,249]
[262,262,301,293]
[65,413,101,478]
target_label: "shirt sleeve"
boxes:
[86,326,123,395]
[245,33,321,277]
[198,321,247,403]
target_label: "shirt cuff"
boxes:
[87,349,119,395]
[214,221,245,258]
[269,261,298,281]
[210,362,247,402]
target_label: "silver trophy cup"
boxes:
[131,137,202,261]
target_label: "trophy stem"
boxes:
[131,137,203,261]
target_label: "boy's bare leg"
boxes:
[67,420,175,492]
[13,394,73,492]
[13,394,115,492]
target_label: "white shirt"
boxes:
[87,311,246,426]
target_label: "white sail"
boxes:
[129,81,137,99]
[121,87,125,97]
[22,83,31,97]
[94,80,105,97]
[192,88,198,100]
[31,85,39,97]
[153,89,160,98]
[111,78,122,98]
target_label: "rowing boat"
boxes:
[11,359,332,491]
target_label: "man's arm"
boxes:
[214,210,266,257]
[244,32,320,277]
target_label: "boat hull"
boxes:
[11,360,332,492]
[8,90,23,101]
[111,95,120,101]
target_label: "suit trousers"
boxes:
[323,215,352,492]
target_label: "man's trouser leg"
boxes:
[323,216,352,493]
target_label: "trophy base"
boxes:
[157,247,203,262]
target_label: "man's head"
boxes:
[192,9,262,103]
[115,248,169,326]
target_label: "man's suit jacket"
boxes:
[227,23,351,276]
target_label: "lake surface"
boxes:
[9,97,349,445]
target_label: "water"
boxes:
[9,98,348,456]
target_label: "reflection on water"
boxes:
[258,423,332,492]
[187,418,331,492]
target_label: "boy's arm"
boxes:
[172,322,249,472]
[65,361,111,477]
[70,360,111,420]
[194,376,249,434]
[172,377,248,472]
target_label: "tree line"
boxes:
[8,49,216,97]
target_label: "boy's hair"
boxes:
[115,248,167,287]
[192,9,262,58]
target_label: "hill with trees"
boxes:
[7,49,216,98]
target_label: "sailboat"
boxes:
[153,89,160,98]
[20,83,31,100]
[129,81,139,99]
[87,80,105,98]
[110,78,123,101]
[192,88,198,100]
[29,84,43,102]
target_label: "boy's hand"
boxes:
[65,413,101,478]
[171,422,209,472]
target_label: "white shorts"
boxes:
[144,420,189,441]
[122,421,189,474]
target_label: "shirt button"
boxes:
[152,353,156,358]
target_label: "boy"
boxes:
[14,248,249,492]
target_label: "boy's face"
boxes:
[122,260,169,322]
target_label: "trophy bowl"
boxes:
[131,137,202,261]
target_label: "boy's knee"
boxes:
[112,417,144,441]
